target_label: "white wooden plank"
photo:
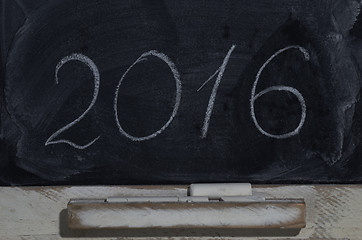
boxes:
[0,185,361,239]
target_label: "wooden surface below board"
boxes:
[0,185,362,239]
[68,200,305,229]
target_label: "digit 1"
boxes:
[197,45,236,138]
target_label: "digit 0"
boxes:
[114,50,182,141]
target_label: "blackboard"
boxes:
[1,0,362,185]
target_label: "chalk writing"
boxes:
[250,45,309,139]
[45,53,101,149]
[114,50,182,141]
[197,45,236,138]
[46,45,310,146]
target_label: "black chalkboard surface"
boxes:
[1,0,362,185]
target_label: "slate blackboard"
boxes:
[1,0,362,185]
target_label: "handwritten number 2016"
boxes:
[45,45,309,149]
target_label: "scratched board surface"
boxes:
[1,0,362,185]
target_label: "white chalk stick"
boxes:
[189,183,252,197]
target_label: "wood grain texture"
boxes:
[0,185,361,239]
[68,200,305,229]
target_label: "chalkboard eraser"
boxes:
[67,183,306,230]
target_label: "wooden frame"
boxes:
[1,185,361,239]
